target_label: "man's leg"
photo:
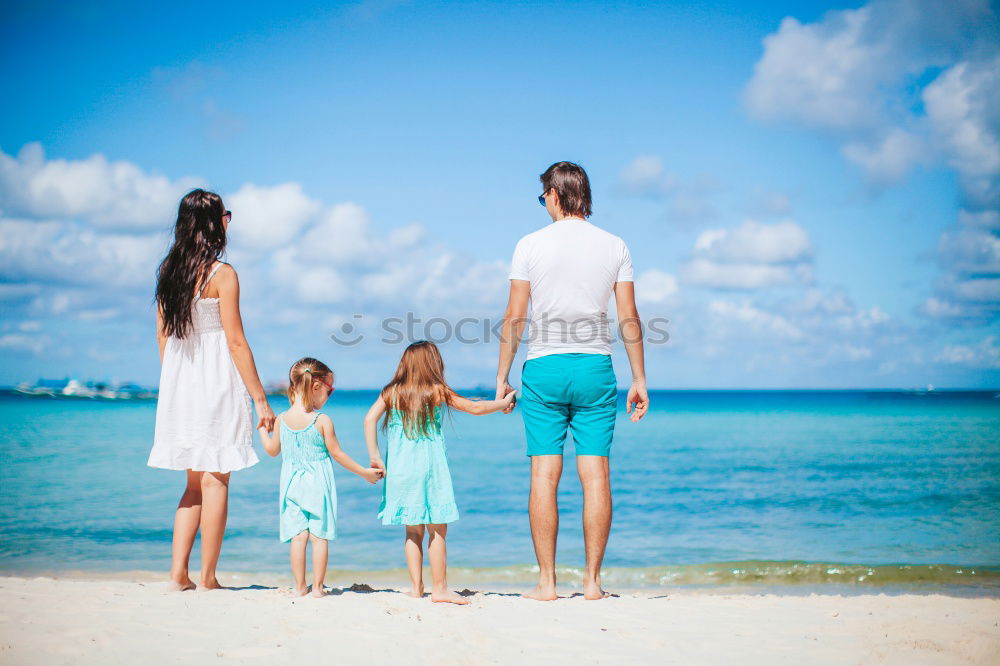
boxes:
[524,454,563,601]
[567,354,618,600]
[577,455,611,599]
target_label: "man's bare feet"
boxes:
[167,578,196,591]
[310,585,326,598]
[522,584,558,601]
[407,584,425,599]
[292,584,309,597]
[431,588,469,605]
[199,577,223,591]
[583,582,609,600]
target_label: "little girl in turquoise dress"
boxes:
[258,357,382,597]
[364,341,516,604]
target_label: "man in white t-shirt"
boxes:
[496,161,649,601]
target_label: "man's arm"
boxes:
[496,279,530,413]
[614,281,649,422]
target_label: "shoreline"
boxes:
[1,569,998,599]
[1,575,997,664]
[0,560,1000,597]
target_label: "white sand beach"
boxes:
[0,575,997,665]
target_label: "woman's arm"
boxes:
[257,417,282,457]
[215,264,276,431]
[495,279,530,413]
[156,304,167,363]
[614,281,649,422]
[317,415,381,484]
[363,396,387,471]
[447,387,516,416]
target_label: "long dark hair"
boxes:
[380,341,453,439]
[155,189,227,339]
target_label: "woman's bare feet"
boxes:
[431,588,469,605]
[407,584,425,599]
[198,577,223,591]
[522,583,558,601]
[310,585,326,598]
[292,584,309,597]
[167,577,196,591]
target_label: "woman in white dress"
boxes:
[148,189,276,591]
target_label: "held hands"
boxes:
[360,466,384,484]
[496,379,516,414]
[255,399,276,432]
[626,380,649,422]
[500,388,517,410]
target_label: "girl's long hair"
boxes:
[287,357,333,409]
[380,341,453,438]
[155,189,227,339]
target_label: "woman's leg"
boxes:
[427,523,468,605]
[168,470,202,590]
[404,525,425,598]
[309,533,328,597]
[198,471,230,589]
[290,531,309,596]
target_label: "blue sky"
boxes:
[1,0,997,389]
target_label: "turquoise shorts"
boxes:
[520,353,618,457]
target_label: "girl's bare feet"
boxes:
[292,584,309,597]
[310,585,326,598]
[431,588,469,605]
[407,584,425,599]
[167,577,196,591]
[199,577,223,591]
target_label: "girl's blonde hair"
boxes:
[380,341,452,438]
[287,357,333,408]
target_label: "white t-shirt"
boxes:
[508,217,634,359]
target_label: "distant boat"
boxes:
[12,379,156,400]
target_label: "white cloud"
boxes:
[617,155,672,195]
[226,182,322,249]
[935,336,1000,368]
[958,209,1000,230]
[635,269,679,306]
[923,56,1000,182]
[0,143,199,229]
[0,218,166,288]
[841,128,926,183]
[745,1,1000,328]
[707,299,805,340]
[936,227,1000,274]
[680,219,814,289]
[693,219,811,264]
[744,8,889,130]
[682,259,813,290]
[744,0,999,188]
[0,333,46,354]
[615,156,717,221]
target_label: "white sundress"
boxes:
[148,263,259,473]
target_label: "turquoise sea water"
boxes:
[1,390,998,589]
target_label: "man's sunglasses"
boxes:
[537,193,546,206]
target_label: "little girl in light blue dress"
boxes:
[258,357,382,597]
[363,341,515,604]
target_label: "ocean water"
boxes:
[1,389,998,589]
